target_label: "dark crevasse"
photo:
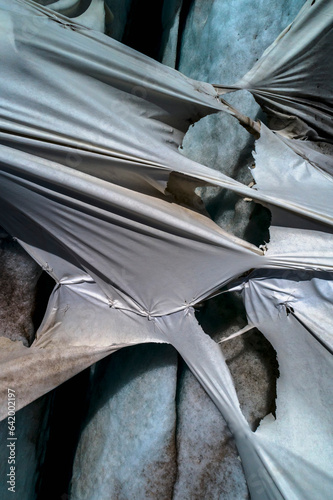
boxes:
[35,370,91,500]
[121,0,165,60]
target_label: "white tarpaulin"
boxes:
[235,270,333,499]
[215,0,333,143]
[0,0,333,498]
[252,124,333,231]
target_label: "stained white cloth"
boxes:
[239,270,333,499]
[0,1,333,498]
[216,0,333,143]
[252,124,333,231]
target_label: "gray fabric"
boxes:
[239,270,333,499]
[0,143,266,316]
[1,1,333,498]
[2,0,332,232]
[216,0,333,143]
[0,283,167,418]
[252,124,333,230]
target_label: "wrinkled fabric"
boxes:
[2,0,332,231]
[0,143,266,317]
[215,0,333,143]
[0,284,167,416]
[252,124,333,231]
[0,1,333,499]
[238,270,333,499]
[47,0,108,33]
[214,0,333,233]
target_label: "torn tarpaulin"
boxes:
[251,124,333,231]
[238,269,333,498]
[0,0,333,499]
[1,0,332,232]
[45,0,109,33]
[215,0,333,143]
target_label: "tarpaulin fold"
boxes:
[2,0,332,231]
[215,0,333,143]
[239,270,333,499]
[252,124,333,231]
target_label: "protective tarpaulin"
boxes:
[1,0,333,499]
[1,0,332,231]
[215,0,333,143]
[157,301,333,500]
[252,124,333,231]
[235,270,333,499]
[45,0,111,33]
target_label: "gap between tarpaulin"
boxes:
[155,308,287,500]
